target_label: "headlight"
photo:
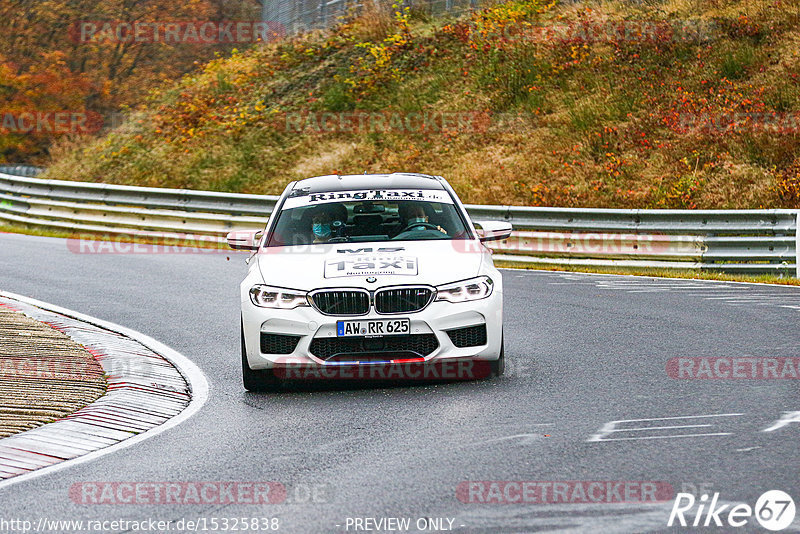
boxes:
[249,285,309,309]
[435,276,493,303]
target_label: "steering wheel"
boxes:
[401,222,440,233]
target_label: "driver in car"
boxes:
[400,202,446,234]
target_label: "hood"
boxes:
[255,239,485,290]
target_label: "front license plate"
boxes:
[337,318,410,337]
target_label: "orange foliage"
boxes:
[0,0,260,162]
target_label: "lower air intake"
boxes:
[446,325,487,348]
[260,333,301,354]
[309,334,439,361]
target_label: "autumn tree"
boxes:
[0,0,263,162]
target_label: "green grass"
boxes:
[495,260,800,286]
[720,43,758,80]
[0,223,75,240]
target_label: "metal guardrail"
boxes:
[0,172,278,240]
[0,166,43,177]
[0,171,797,276]
[263,0,479,36]
[468,204,799,275]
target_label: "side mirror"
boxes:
[227,229,263,250]
[474,220,513,242]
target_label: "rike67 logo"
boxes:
[668,490,796,531]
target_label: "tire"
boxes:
[489,334,505,378]
[241,320,280,392]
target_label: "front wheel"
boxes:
[241,320,281,392]
[489,335,505,378]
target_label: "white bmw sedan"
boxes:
[228,173,512,391]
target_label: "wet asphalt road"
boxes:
[1,231,799,533]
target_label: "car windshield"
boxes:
[265,188,471,246]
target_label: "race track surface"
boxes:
[1,232,799,533]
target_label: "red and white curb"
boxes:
[0,291,209,489]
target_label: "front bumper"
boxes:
[241,289,503,371]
